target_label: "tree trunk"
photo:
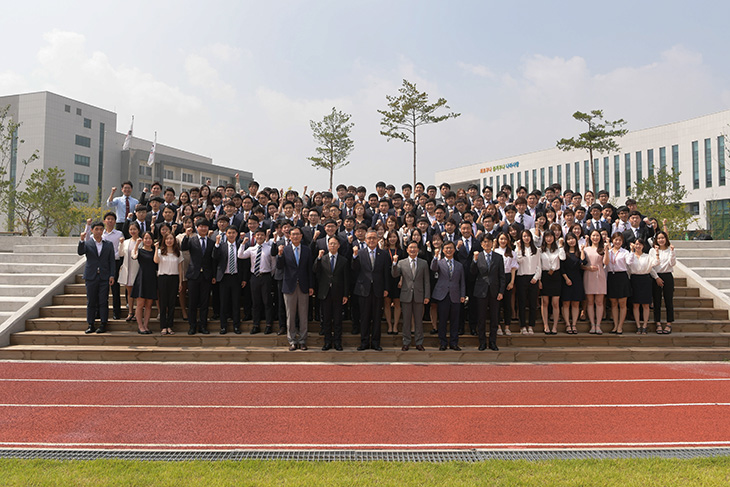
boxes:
[329,167,333,193]
[589,147,595,194]
[412,128,417,188]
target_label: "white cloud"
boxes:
[457,61,495,79]
[184,53,236,100]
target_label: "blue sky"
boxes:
[2,0,729,191]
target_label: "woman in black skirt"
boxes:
[538,231,565,334]
[560,233,586,334]
[629,239,654,334]
[606,232,633,334]
[131,231,158,334]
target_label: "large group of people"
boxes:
[78,176,677,352]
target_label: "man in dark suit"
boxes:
[276,226,314,350]
[77,221,116,334]
[392,241,430,351]
[213,226,245,334]
[471,235,506,351]
[181,218,216,335]
[352,229,390,351]
[584,204,611,235]
[622,210,655,254]
[314,237,350,351]
[122,204,151,238]
[456,221,480,335]
[430,240,466,351]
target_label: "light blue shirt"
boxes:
[107,195,139,222]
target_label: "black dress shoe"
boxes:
[322,344,332,351]
[489,343,499,351]
[264,326,272,335]
[319,329,324,335]
[478,344,487,351]
[211,314,220,320]
[277,328,286,335]
[220,328,227,335]
[450,345,462,351]
[300,344,308,351]
[199,328,210,335]
[187,327,196,335]
[250,326,260,335]
[113,313,120,320]
[439,345,447,351]
[335,344,343,351]
[401,345,409,351]
[289,344,297,351]
[357,345,367,351]
[234,328,242,334]
[416,345,425,351]
[352,328,360,335]
[373,346,382,351]
[85,325,95,334]
[430,329,438,334]
[96,325,107,334]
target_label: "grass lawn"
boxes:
[2,457,730,486]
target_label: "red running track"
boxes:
[0,360,729,450]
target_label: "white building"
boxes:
[436,110,730,234]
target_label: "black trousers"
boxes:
[187,274,211,331]
[459,279,478,334]
[158,274,178,329]
[211,281,220,317]
[320,292,344,346]
[358,287,383,349]
[276,279,287,331]
[349,287,361,333]
[515,275,538,328]
[499,273,513,327]
[437,297,460,347]
[476,294,500,346]
[86,276,109,325]
[250,272,273,326]
[653,272,675,323]
[219,273,241,329]
[111,258,123,315]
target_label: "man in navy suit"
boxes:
[181,218,216,335]
[313,237,350,351]
[430,240,466,350]
[276,226,314,350]
[471,235,506,351]
[213,225,245,335]
[77,221,116,334]
[584,204,611,235]
[352,229,390,351]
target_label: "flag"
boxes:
[122,116,134,150]
[147,131,156,166]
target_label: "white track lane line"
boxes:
[0,378,729,384]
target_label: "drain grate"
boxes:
[0,448,728,462]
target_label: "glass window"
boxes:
[624,153,631,196]
[163,169,174,180]
[532,169,537,190]
[603,157,609,192]
[75,135,91,147]
[584,160,590,193]
[517,172,521,188]
[574,161,580,193]
[705,138,712,188]
[540,167,545,189]
[719,137,726,187]
[523,171,528,190]
[219,179,229,186]
[686,202,700,216]
[672,144,680,175]
[74,154,90,167]
[565,163,571,191]
[182,172,193,183]
[495,175,500,190]
[510,172,514,189]
[73,191,89,203]
[647,149,654,176]
[83,118,91,129]
[489,176,493,189]
[73,173,89,185]
[614,155,621,197]
[659,147,667,171]
[557,164,562,188]
[76,108,82,116]
[636,151,643,183]
[138,165,152,176]
[692,141,699,190]
[593,158,599,193]
[64,104,71,113]
[548,166,553,185]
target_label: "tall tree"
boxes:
[557,110,628,193]
[308,107,355,191]
[630,169,695,240]
[0,105,38,231]
[378,79,460,186]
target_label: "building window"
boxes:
[565,163,571,191]
[517,172,522,188]
[624,153,631,196]
[83,118,92,129]
[182,172,193,183]
[583,160,590,193]
[614,155,621,197]
[64,104,71,113]
[138,165,152,176]
[557,164,562,188]
[489,176,493,189]
[540,168,545,190]
[659,147,667,171]
[74,173,89,185]
[636,151,643,183]
[704,138,712,188]
[523,171,528,190]
[495,175,500,190]
[574,161,580,193]
[201,175,211,185]
[510,173,514,189]
[647,149,654,176]
[686,202,700,216]
[73,191,89,203]
[719,137,726,187]
[75,135,91,147]
[593,158,599,193]
[76,108,82,116]
[163,169,174,180]
[603,157,609,192]
[74,154,90,167]
[692,140,699,190]
[548,166,553,185]
[532,169,537,190]
[672,144,680,178]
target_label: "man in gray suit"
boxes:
[392,240,430,351]
[430,240,466,351]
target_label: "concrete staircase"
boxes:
[0,237,82,327]
[674,240,730,299]
[0,273,729,362]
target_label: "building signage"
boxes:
[480,161,519,174]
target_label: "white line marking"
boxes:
[2,360,729,366]
[0,402,728,409]
[0,378,728,385]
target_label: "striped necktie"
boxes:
[254,245,262,276]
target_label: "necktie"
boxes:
[411,259,416,275]
[448,259,453,277]
[486,252,491,269]
[228,243,236,274]
[125,197,130,217]
[254,245,262,276]
[140,221,145,233]
[294,246,300,265]
[519,213,524,225]
[330,255,336,273]
[370,249,375,268]
[465,239,470,253]
[200,237,206,253]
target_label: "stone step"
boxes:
[0,263,73,274]
[10,330,730,348]
[0,344,728,362]
[0,273,62,285]
[676,257,730,268]
[706,278,730,289]
[0,297,31,312]
[674,249,730,257]
[13,244,79,254]
[0,253,81,264]
[0,311,14,325]
[687,268,730,278]
[24,317,730,334]
[673,240,730,248]
[0,284,50,297]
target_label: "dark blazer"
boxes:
[181,234,216,280]
[430,257,466,303]
[122,217,152,238]
[311,235,348,257]
[623,226,654,254]
[455,236,481,278]
[351,246,390,297]
[391,257,430,303]
[276,244,313,294]
[313,252,350,300]
[78,239,115,281]
[583,219,611,235]
[214,240,246,283]
[470,251,506,299]
[301,224,324,246]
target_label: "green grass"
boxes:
[2,457,730,486]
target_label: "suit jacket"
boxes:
[470,252,506,299]
[351,246,390,297]
[181,234,216,280]
[313,252,350,300]
[301,224,324,246]
[214,240,245,283]
[455,236,481,283]
[78,239,115,281]
[310,235,348,258]
[122,217,152,238]
[276,244,313,294]
[623,226,654,254]
[391,257,430,303]
[583,219,611,235]
[430,257,466,303]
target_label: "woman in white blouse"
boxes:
[494,233,519,335]
[117,221,141,322]
[514,230,540,334]
[651,231,676,334]
[606,232,633,335]
[153,233,184,336]
[538,231,565,334]
[628,239,654,335]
